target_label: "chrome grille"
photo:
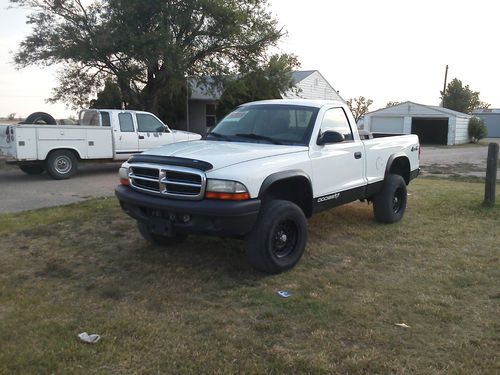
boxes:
[128,163,206,200]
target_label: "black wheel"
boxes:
[373,174,407,223]
[45,150,78,179]
[24,112,57,125]
[19,164,44,175]
[137,221,187,247]
[244,200,308,274]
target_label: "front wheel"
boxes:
[45,150,78,179]
[373,174,407,223]
[245,200,308,274]
[137,221,187,247]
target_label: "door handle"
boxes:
[354,152,362,159]
[138,135,144,139]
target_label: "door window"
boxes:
[321,108,353,141]
[119,113,134,132]
[101,112,111,126]
[137,114,166,133]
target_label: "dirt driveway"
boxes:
[0,162,120,214]
[1,139,498,213]
[419,139,499,179]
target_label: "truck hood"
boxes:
[141,140,308,170]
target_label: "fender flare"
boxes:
[384,152,410,181]
[258,170,312,198]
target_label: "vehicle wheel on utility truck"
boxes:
[45,150,78,179]
[115,99,420,273]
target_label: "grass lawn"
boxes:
[0,179,498,374]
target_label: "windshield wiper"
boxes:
[235,133,283,145]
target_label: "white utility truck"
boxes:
[0,109,201,179]
[115,99,420,274]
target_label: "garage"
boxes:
[362,102,471,145]
[411,118,448,145]
[472,109,500,138]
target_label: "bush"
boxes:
[468,117,487,143]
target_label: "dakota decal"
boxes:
[317,193,340,203]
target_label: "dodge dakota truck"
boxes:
[0,109,201,179]
[115,99,420,273]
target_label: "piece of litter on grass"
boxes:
[394,323,410,328]
[277,291,291,298]
[78,332,101,344]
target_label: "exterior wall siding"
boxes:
[454,117,470,144]
[284,71,344,102]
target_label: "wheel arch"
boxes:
[258,170,313,218]
[43,147,82,161]
[385,153,410,184]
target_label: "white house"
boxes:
[180,70,342,136]
[284,70,344,102]
[363,102,471,145]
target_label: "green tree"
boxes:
[347,96,373,123]
[468,116,488,143]
[216,54,299,119]
[89,81,123,109]
[441,78,490,114]
[12,0,287,120]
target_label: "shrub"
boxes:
[468,116,487,143]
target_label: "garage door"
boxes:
[482,115,500,137]
[371,116,404,133]
[411,118,449,145]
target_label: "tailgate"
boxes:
[0,125,16,158]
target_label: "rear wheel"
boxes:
[19,164,44,175]
[245,199,308,274]
[45,150,78,179]
[373,174,407,223]
[137,221,187,247]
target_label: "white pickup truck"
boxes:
[115,99,420,273]
[0,109,201,179]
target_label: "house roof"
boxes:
[291,70,316,83]
[366,101,470,118]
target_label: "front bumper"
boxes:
[115,185,261,237]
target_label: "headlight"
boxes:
[205,179,250,200]
[119,167,129,185]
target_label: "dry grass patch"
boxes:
[0,179,498,374]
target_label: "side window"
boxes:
[137,114,166,133]
[119,113,134,132]
[321,108,353,141]
[100,112,111,127]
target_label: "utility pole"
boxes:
[442,65,449,107]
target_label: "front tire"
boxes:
[245,200,308,274]
[373,174,407,223]
[19,164,44,175]
[137,221,187,247]
[45,150,78,179]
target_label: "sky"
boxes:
[1,0,499,118]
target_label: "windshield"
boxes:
[208,104,319,145]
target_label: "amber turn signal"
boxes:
[205,191,250,201]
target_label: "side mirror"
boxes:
[317,130,345,145]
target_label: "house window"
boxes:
[206,104,216,127]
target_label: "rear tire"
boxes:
[137,221,187,247]
[45,150,78,179]
[19,164,44,175]
[24,112,57,125]
[373,174,407,223]
[245,200,308,274]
